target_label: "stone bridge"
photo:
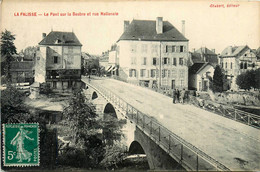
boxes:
[83,81,232,171]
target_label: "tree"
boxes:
[254,68,260,90]
[60,89,126,169]
[1,30,17,82]
[212,65,225,92]
[236,69,259,90]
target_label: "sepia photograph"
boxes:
[1,0,259,171]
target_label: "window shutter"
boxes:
[164,45,167,53]
[176,46,180,52]
[168,46,172,53]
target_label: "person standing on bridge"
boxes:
[180,88,185,104]
[176,89,180,103]
[172,89,176,103]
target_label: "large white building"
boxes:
[116,17,189,90]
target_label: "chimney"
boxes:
[42,33,46,39]
[156,17,163,34]
[124,21,129,32]
[211,49,215,53]
[182,20,185,36]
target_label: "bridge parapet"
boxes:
[85,81,230,171]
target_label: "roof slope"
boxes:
[39,31,82,46]
[189,62,212,75]
[195,47,216,55]
[118,20,188,42]
[220,45,248,57]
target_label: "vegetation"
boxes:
[236,69,260,90]
[1,30,17,83]
[59,89,126,169]
[212,65,225,92]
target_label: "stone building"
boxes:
[219,45,258,90]
[116,17,189,90]
[35,31,82,91]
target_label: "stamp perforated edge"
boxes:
[2,123,40,167]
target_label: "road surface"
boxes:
[83,77,260,171]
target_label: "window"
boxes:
[54,56,58,63]
[53,81,57,89]
[252,63,255,68]
[140,69,146,77]
[172,46,176,52]
[129,69,136,77]
[165,45,168,53]
[240,63,243,69]
[131,57,136,65]
[244,62,247,69]
[222,62,224,68]
[163,57,169,65]
[151,69,156,78]
[179,58,183,65]
[153,58,157,65]
[225,62,227,68]
[180,46,186,52]
[173,58,177,66]
[162,69,167,78]
[141,44,147,53]
[230,62,232,69]
[142,57,147,65]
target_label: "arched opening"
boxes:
[103,103,117,119]
[91,91,98,100]
[129,141,145,155]
[122,141,149,170]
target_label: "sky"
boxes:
[1,0,259,55]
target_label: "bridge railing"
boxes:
[86,82,230,171]
[190,98,260,129]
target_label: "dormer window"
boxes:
[55,39,62,44]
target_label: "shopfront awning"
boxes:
[107,65,115,72]
[112,66,118,71]
[105,65,112,71]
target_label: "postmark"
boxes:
[3,123,40,167]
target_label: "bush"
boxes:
[236,69,259,90]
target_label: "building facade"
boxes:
[116,17,189,90]
[219,45,258,90]
[35,31,82,90]
[188,63,214,91]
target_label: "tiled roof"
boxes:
[39,31,82,46]
[189,62,212,75]
[191,53,204,63]
[118,19,188,42]
[220,45,247,57]
[195,47,216,55]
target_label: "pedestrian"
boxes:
[180,88,185,104]
[176,89,180,103]
[172,89,176,103]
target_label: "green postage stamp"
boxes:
[3,123,40,167]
